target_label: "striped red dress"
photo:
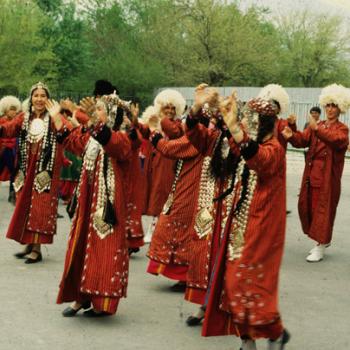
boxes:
[139,118,184,216]
[123,129,145,249]
[183,123,239,305]
[57,124,131,314]
[0,112,68,245]
[146,134,203,281]
[0,116,17,181]
[203,137,287,340]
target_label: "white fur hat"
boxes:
[154,89,186,118]
[141,105,158,124]
[0,96,21,116]
[257,84,289,115]
[22,98,30,113]
[319,84,350,114]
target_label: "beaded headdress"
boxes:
[257,84,289,115]
[30,82,50,97]
[241,98,278,141]
[247,98,279,116]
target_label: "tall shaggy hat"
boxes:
[0,96,21,116]
[319,84,350,114]
[141,105,159,123]
[93,80,116,97]
[154,89,186,118]
[257,84,289,115]
[22,98,30,113]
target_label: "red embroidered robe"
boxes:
[0,112,68,244]
[0,116,17,181]
[184,123,239,305]
[203,137,287,340]
[57,124,131,314]
[147,134,202,281]
[139,118,184,216]
[123,128,145,249]
[289,120,349,244]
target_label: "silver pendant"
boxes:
[14,170,25,193]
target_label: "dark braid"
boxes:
[41,122,53,171]
[210,131,236,179]
[213,154,240,202]
[233,163,250,214]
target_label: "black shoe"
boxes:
[186,315,204,326]
[8,191,16,205]
[14,244,33,259]
[128,247,140,256]
[268,329,291,349]
[62,301,91,317]
[169,281,186,292]
[57,213,64,219]
[286,210,292,215]
[83,309,110,317]
[24,251,42,264]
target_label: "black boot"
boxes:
[62,301,91,317]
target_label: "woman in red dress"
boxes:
[203,95,290,350]
[56,95,132,317]
[0,82,69,263]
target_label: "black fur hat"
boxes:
[93,80,116,97]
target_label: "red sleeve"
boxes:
[62,155,71,167]
[0,113,24,138]
[228,137,241,157]
[288,120,297,132]
[289,128,311,148]
[246,139,285,178]
[185,123,213,154]
[130,129,142,150]
[75,109,90,125]
[156,135,200,160]
[103,131,132,161]
[63,126,90,156]
[315,123,349,150]
[137,123,150,139]
[161,118,184,139]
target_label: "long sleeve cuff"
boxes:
[240,140,259,160]
[90,122,111,146]
[128,127,138,141]
[56,125,70,144]
[150,131,163,148]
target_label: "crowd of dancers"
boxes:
[0,80,349,350]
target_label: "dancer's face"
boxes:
[5,106,18,120]
[31,88,48,114]
[161,104,176,119]
[325,103,340,121]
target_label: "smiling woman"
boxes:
[0,82,70,264]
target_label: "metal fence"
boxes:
[157,86,350,128]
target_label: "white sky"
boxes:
[240,0,350,18]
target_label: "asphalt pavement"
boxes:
[0,151,349,350]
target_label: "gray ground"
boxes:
[0,151,349,350]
